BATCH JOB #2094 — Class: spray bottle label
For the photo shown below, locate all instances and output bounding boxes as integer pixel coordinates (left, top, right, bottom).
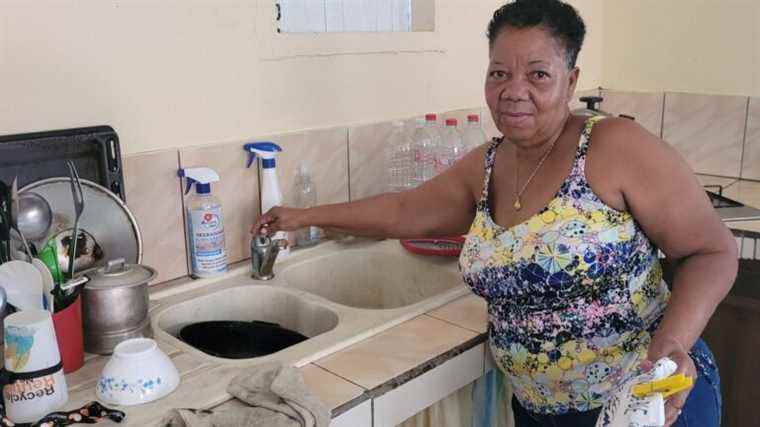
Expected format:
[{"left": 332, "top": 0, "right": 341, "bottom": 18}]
[{"left": 188, "top": 206, "right": 228, "bottom": 276}]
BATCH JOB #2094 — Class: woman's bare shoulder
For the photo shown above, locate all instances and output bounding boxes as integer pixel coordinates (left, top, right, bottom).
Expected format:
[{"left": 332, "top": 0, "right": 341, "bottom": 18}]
[{"left": 591, "top": 116, "right": 664, "bottom": 151}]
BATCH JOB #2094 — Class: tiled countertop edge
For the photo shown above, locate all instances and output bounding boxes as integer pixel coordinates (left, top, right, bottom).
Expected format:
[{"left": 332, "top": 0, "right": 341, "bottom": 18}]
[{"left": 327, "top": 331, "right": 488, "bottom": 417}]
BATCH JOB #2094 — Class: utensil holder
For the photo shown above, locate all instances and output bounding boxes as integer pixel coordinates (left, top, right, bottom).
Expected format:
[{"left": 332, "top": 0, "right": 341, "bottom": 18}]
[{"left": 52, "top": 295, "right": 84, "bottom": 374}]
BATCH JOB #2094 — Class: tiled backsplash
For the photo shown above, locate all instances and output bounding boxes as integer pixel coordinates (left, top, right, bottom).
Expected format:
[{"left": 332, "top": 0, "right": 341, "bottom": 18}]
[
  {"left": 123, "top": 150, "right": 186, "bottom": 284},
  {"left": 742, "top": 98, "right": 760, "bottom": 180},
  {"left": 124, "top": 90, "right": 760, "bottom": 286},
  {"left": 662, "top": 92, "right": 747, "bottom": 178},
  {"left": 179, "top": 140, "right": 260, "bottom": 265},
  {"left": 599, "top": 90, "right": 664, "bottom": 137}
]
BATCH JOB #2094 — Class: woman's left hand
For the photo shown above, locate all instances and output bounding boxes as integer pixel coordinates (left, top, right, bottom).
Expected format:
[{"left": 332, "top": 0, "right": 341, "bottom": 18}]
[{"left": 644, "top": 336, "right": 697, "bottom": 426}]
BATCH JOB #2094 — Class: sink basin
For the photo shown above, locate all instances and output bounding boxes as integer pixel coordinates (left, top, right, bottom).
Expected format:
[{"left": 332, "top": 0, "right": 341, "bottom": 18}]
[
  {"left": 151, "top": 239, "right": 469, "bottom": 364},
  {"left": 156, "top": 285, "right": 338, "bottom": 345},
  {"left": 280, "top": 249, "right": 462, "bottom": 309}
]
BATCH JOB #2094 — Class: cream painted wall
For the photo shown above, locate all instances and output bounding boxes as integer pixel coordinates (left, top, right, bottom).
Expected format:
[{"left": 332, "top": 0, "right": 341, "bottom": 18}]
[
  {"left": 568, "top": 0, "right": 603, "bottom": 93},
  {"left": 602, "top": 0, "right": 760, "bottom": 97},
  {"left": 0, "top": 0, "right": 603, "bottom": 154}
]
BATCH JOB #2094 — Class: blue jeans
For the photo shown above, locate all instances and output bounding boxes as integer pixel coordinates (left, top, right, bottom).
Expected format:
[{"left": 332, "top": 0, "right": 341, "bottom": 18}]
[{"left": 511, "top": 339, "right": 721, "bottom": 427}]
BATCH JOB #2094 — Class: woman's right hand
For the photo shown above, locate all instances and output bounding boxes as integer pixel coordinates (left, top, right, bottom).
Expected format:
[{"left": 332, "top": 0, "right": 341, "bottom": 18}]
[{"left": 250, "top": 206, "right": 307, "bottom": 236}]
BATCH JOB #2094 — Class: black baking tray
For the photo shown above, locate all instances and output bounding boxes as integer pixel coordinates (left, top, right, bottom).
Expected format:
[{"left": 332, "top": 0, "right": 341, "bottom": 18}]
[{"left": 0, "top": 126, "right": 125, "bottom": 201}]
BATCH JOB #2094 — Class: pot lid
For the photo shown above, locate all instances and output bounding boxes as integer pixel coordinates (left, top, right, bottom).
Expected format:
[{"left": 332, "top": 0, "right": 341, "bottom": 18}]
[
  {"left": 571, "top": 95, "right": 612, "bottom": 118},
  {"left": 85, "top": 258, "right": 156, "bottom": 289}
]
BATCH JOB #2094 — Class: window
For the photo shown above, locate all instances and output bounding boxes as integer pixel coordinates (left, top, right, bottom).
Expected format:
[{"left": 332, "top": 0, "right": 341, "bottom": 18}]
[{"left": 277, "top": 0, "right": 434, "bottom": 33}]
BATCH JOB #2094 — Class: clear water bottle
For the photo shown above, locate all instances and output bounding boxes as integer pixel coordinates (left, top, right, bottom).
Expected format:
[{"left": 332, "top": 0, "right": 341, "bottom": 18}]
[
  {"left": 412, "top": 118, "right": 437, "bottom": 185},
  {"left": 292, "top": 163, "right": 320, "bottom": 248},
  {"left": 437, "top": 118, "right": 466, "bottom": 173},
  {"left": 384, "top": 121, "right": 414, "bottom": 192},
  {"left": 462, "top": 114, "right": 487, "bottom": 152}
]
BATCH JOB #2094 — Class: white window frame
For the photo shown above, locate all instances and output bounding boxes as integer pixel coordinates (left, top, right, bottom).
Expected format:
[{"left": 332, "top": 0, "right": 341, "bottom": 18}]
[
  {"left": 257, "top": 0, "right": 442, "bottom": 60},
  {"left": 277, "top": 0, "right": 413, "bottom": 34}
]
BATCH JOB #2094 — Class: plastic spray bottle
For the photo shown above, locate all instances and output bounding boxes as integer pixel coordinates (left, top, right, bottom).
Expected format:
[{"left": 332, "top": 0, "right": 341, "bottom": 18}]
[
  {"left": 178, "top": 167, "right": 228, "bottom": 278},
  {"left": 244, "top": 142, "right": 290, "bottom": 257}
]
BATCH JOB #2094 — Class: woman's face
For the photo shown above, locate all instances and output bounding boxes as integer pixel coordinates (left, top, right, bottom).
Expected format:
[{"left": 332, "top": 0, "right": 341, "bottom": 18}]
[{"left": 485, "top": 26, "right": 579, "bottom": 145}]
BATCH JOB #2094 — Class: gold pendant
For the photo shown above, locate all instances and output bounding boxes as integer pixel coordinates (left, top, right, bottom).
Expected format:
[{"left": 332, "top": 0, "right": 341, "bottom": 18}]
[{"left": 514, "top": 198, "right": 521, "bottom": 211}]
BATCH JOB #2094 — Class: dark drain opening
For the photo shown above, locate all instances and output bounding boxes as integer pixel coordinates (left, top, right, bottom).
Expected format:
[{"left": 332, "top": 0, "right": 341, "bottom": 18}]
[{"left": 179, "top": 320, "right": 308, "bottom": 359}]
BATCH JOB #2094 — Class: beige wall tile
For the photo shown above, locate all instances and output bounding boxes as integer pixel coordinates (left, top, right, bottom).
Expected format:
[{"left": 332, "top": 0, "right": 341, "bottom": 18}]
[
  {"left": 124, "top": 150, "right": 187, "bottom": 284},
  {"left": 662, "top": 93, "right": 748, "bottom": 177},
  {"left": 301, "top": 364, "right": 365, "bottom": 411},
  {"left": 269, "top": 127, "right": 350, "bottom": 208},
  {"left": 348, "top": 120, "right": 407, "bottom": 200},
  {"left": 722, "top": 180, "right": 760, "bottom": 208},
  {"left": 600, "top": 90, "right": 665, "bottom": 137},
  {"left": 180, "top": 141, "right": 259, "bottom": 265},
  {"left": 742, "top": 97, "right": 760, "bottom": 180},
  {"left": 314, "top": 315, "right": 477, "bottom": 390},
  {"left": 426, "top": 294, "right": 487, "bottom": 334}
]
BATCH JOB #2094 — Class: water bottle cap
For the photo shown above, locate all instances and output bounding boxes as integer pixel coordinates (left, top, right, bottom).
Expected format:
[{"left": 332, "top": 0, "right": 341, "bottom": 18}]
[
  {"left": 425, "top": 113, "right": 437, "bottom": 122},
  {"left": 445, "top": 118, "right": 458, "bottom": 126},
  {"left": 467, "top": 114, "right": 480, "bottom": 122}
]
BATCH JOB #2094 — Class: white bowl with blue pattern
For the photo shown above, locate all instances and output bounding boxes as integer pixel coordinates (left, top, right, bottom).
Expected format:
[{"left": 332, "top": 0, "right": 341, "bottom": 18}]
[{"left": 96, "top": 338, "right": 179, "bottom": 406}]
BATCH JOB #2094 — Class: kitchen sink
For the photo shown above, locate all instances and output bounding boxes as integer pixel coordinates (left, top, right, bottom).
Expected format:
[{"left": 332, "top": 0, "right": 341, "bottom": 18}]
[
  {"left": 279, "top": 249, "right": 462, "bottom": 309},
  {"left": 150, "top": 239, "right": 470, "bottom": 364},
  {"left": 156, "top": 285, "right": 339, "bottom": 345}
]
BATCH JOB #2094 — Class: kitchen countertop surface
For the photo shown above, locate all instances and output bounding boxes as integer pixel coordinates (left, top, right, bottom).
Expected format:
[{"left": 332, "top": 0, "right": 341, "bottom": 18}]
[
  {"left": 696, "top": 176, "right": 760, "bottom": 233},
  {"left": 60, "top": 276, "right": 488, "bottom": 426}
]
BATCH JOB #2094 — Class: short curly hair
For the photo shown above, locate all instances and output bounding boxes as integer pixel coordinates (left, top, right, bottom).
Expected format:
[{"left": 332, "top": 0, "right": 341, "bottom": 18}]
[{"left": 487, "top": 0, "right": 586, "bottom": 69}]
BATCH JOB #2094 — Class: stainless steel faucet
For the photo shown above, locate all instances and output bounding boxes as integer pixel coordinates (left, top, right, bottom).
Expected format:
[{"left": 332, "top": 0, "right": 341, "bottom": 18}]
[{"left": 251, "top": 235, "right": 288, "bottom": 280}]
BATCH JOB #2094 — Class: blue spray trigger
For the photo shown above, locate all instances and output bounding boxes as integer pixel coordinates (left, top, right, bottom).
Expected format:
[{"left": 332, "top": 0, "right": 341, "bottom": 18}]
[
  {"left": 178, "top": 167, "right": 218, "bottom": 194},
  {"left": 244, "top": 142, "right": 282, "bottom": 153},
  {"left": 243, "top": 142, "right": 282, "bottom": 168},
  {"left": 184, "top": 178, "right": 196, "bottom": 195}
]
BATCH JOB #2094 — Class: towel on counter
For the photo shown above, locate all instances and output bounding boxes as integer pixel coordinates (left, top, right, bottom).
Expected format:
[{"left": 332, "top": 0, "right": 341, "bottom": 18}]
[{"left": 162, "top": 362, "right": 330, "bottom": 427}]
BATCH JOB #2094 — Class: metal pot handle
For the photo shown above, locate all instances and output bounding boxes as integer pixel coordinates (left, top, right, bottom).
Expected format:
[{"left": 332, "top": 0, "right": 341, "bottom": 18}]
[{"left": 104, "top": 258, "right": 128, "bottom": 274}]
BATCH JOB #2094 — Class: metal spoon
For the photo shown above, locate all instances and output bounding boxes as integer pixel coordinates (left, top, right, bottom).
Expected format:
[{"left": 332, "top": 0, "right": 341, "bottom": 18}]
[{"left": 18, "top": 191, "right": 52, "bottom": 241}]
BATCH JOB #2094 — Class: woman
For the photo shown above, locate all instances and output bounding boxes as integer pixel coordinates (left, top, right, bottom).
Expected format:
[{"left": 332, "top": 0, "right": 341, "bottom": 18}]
[{"left": 253, "top": 1, "right": 736, "bottom": 425}]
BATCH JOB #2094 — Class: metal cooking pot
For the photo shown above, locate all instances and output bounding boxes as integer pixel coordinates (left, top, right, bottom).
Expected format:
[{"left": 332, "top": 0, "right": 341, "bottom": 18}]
[{"left": 82, "top": 258, "right": 156, "bottom": 354}]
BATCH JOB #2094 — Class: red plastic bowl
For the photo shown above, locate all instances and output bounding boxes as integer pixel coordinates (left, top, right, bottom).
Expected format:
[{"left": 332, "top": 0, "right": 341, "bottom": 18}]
[{"left": 399, "top": 236, "right": 465, "bottom": 257}]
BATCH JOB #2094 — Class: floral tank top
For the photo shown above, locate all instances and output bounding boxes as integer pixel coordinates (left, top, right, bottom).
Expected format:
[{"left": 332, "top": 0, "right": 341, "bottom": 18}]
[{"left": 459, "top": 116, "right": 670, "bottom": 415}]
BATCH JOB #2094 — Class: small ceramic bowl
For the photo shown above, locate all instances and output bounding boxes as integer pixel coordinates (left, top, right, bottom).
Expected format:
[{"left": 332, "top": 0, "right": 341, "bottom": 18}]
[{"left": 96, "top": 338, "right": 179, "bottom": 406}]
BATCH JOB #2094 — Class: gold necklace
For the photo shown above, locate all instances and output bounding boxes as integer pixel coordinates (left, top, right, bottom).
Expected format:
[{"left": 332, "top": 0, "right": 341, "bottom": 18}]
[{"left": 513, "top": 134, "right": 561, "bottom": 211}]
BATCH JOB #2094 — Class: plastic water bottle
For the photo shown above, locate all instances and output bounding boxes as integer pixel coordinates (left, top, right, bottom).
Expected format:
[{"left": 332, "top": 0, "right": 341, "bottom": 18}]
[
  {"left": 436, "top": 118, "right": 466, "bottom": 173},
  {"left": 412, "top": 118, "right": 437, "bottom": 185},
  {"left": 384, "top": 121, "right": 414, "bottom": 192},
  {"left": 292, "top": 163, "right": 320, "bottom": 248},
  {"left": 462, "top": 114, "right": 487, "bottom": 152}
]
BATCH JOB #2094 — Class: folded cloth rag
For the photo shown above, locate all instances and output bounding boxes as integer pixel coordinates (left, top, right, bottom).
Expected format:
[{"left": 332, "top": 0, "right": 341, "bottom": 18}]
[
  {"left": 596, "top": 358, "right": 679, "bottom": 427},
  {"left": 162, "top": 362, "right": 330, "bottom": 427}
]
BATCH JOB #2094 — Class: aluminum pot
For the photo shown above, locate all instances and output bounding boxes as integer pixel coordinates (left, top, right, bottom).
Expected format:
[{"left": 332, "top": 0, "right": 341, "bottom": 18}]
[{"left": 82, "top": 258, "right": 156, "bottom": 354}]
